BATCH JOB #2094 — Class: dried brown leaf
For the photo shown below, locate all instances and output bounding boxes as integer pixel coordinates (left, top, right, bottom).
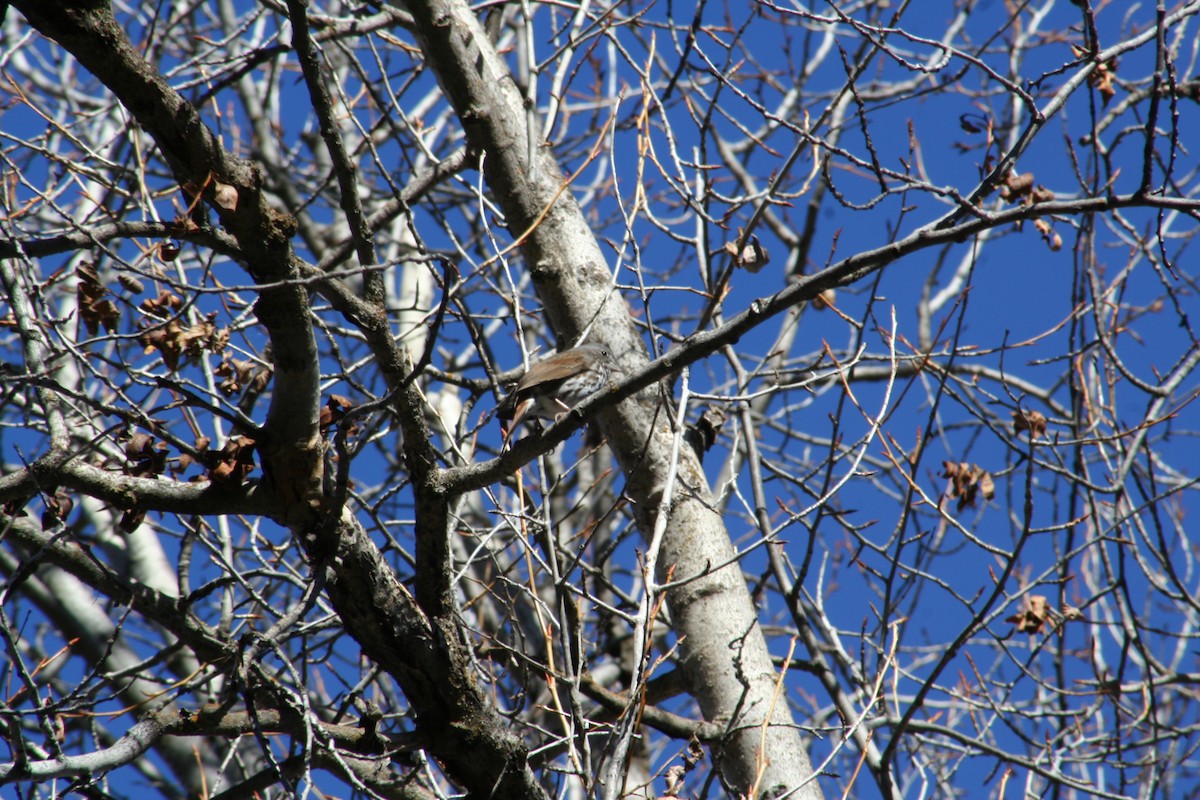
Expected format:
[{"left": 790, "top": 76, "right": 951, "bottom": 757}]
[
  {"left": 725, "top": 234, "right": 770, "bottom": 272},
  {"left": 119, "top": 507, "right": 147, "bottom": 534},
  {"left": 140, "top": 291, "right": 183, "bottom": 316},
  {"left": 942, "top": 460, "right": 995, "bottom": 510},
  {"left": 117, "top": 274, "right": 145, "bottom": 294},
  {"left": 1012, "top": 409, "right": 1047, "bottom": 437},
  {"left": 1006, "top": 595, "right": 1050, "bottom": 634},
  {"left": 208, "top": 436, "right": 256, "bottom": 485},
  {"left": 687, "top": 405, "right": 726, "bottom": 455},
  {"left": 77, "top": 263, "right": 121, "bottom": 334}
]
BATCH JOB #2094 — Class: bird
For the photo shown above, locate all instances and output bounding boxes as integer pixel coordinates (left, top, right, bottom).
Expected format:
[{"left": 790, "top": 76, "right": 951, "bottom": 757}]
[{"left": 497, "top": 343, "right": 615, "bottom": 444}]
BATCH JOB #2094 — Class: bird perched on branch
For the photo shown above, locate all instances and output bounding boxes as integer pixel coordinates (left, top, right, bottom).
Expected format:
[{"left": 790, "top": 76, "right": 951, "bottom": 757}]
[{"left": 497, "top": 343, "right": 615, "bottom": 445}]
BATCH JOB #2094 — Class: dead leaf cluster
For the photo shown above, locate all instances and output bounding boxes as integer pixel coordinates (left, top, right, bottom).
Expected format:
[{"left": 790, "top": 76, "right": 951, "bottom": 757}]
[
  {"left": 176, "top": 434, "right": 257, "bottom": 485},
  {"left": 41, "top": 488, "right": 74, "bottom": 530},
  {"left": 686, "top": 405, "right": 726, "bottom": 456},
  {"left": 1073, "top": 45, "right": 1119, "bottom": 107},
  {"left": 993, "top": 170, "right": 1055, "bottom": 206},
  {"left": 990, "top": 169, "right": 1061, "bottom": 250},
  {"left": 141, "top": 290, "right": 183, "bottom": 316},
  {"left": 207, "top": 436, "right": 257, "bottom": 484},
  {"left": 942, "top": 461, "right": 995, "bottom": 511},
  {"left": 1005, "top": 595, "right": 1083, "bottom": 635},
  {"left": 125, "top": 432, "right": 169, "bottom": 478},
  {"left": 724, "top": 233, "right": 770, "bottom": 273},
  {"left": 137, "top": 313, "right": 228, "bottom": 371},
  {"left": 1012, "top": 409, "right": 1047, "bottom": 437},
  {"left": 215, "top": 356, "right": 272, "bottom": 396},
  {"left": 1034, "top": 217, "right": 1063, "bottom": 252},
  {"left": 77, "top": 263, "right": 120, "bottom": 334},
  {"left": 319, "top": 394, "right": 355, "bottom": 436},
  {"left": 661, "top": 736, "right": 705, "bottom": 797},
  {"left": 1007, "top": 595, "right": 1051, "bottom": 634}
]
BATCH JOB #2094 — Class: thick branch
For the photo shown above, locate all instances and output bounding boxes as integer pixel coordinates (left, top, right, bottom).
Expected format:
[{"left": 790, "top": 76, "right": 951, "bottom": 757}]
[
  {"left": 13, "top": 0, "right": 324, "bottom": 527},
  {"left": 401, "top": 0, "right": 823, "bottom": 795}
]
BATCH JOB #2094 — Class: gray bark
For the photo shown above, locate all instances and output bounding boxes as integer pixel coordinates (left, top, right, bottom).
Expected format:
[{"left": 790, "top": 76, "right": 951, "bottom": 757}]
[{"left": 401, "top": 0, "right": 823, "bottom": 795}]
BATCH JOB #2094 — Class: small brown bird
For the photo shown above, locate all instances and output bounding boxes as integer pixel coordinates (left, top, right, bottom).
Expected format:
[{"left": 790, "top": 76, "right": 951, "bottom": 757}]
[{"left": 497, "top": 343, "right": 615, "bottom": 443}]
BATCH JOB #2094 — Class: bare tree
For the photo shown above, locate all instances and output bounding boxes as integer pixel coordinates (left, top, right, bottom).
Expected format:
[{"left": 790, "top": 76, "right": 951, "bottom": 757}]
[{"left": 2, "top": 1, "right": 1199, "bottom": 798}]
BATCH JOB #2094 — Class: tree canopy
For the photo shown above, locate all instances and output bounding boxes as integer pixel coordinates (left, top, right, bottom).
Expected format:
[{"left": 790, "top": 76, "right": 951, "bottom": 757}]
[{"left": 2, "top": 1, "right": 1199, "bottom": 798}]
